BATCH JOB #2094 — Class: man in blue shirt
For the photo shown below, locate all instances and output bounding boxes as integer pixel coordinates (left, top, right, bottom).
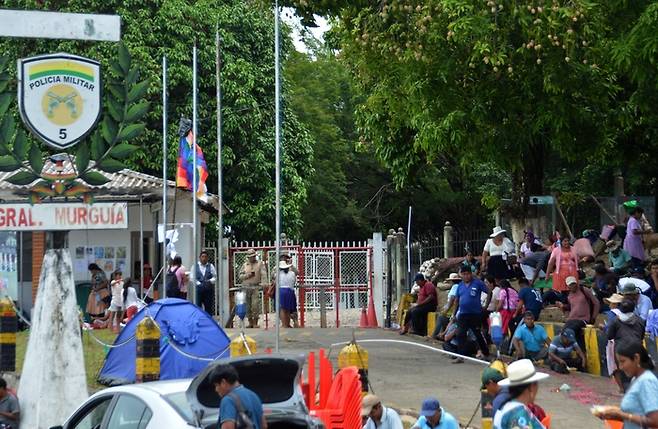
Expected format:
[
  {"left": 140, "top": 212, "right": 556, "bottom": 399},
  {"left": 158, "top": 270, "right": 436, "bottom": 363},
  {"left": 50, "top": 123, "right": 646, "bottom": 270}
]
[
  {"left": 454, "top": 266, "right": 492, "bottom": 359},
  {"left": 512, "top": 312, "right": 550, "bottom": 361},
  {"left": 211, "top": 364, "right": 267, "bottom": 429},
  {"left": 516, "top": 278, "right": 543, "bottom": 321},
  {"left": 411, "top": 397, "right": 459, "bottom": 429}
]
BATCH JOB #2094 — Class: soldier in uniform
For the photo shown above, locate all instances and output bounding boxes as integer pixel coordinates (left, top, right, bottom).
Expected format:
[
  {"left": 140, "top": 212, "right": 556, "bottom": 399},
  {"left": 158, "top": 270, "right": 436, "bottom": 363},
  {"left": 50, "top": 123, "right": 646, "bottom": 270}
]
[{"left": 238, "top": 249, "right": 268, "bottom": 328}]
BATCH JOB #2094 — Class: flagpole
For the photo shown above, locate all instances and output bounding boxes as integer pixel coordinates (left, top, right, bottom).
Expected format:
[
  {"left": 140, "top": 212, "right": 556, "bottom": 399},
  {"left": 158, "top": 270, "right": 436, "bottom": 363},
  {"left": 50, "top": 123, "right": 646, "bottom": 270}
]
[
  {"left": 274, "top": 0, "right": 281, "bottom": 352},
  {"left": 162, "top": 55, "right": 168, "bottom": 299},
  {"left": 216, "top": 26, "right": 224, "bottom": 321},
  {"left": 192, "top": 44, "right": 198, "bottom": 304}
]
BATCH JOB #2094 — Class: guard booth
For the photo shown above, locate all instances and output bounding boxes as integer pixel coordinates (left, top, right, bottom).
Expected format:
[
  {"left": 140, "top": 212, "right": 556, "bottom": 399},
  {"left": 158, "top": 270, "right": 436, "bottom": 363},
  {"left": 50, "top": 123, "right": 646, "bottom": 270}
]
[{"left": 0, "top": 157, "right": 224, "bottom": 319}]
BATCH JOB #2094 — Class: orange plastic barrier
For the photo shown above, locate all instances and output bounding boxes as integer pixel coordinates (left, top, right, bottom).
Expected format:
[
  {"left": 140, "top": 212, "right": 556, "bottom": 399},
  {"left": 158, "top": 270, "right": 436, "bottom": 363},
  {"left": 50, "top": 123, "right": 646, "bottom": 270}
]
[
  {"left": 303, "top": 349, "right": 364, "bottom": 429},
  {"left": 605, "top": 420, "right": 623, "bottom": 429},
  {"left": 541, "top": 414, "right": 551, "bottom": 428},
  {"left": 311, "top": 366, "right": 362, "bottom": 429}
]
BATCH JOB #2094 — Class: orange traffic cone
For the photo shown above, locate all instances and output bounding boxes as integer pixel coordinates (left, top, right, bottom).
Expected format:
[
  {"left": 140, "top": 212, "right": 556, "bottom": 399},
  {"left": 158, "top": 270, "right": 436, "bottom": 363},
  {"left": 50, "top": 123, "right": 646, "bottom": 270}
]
[
  {"left": 367, "top": 294, "right": 378, "bottom": 328},
  {"left": 359, "top": 307, "right": 368, "bottom": 328}
]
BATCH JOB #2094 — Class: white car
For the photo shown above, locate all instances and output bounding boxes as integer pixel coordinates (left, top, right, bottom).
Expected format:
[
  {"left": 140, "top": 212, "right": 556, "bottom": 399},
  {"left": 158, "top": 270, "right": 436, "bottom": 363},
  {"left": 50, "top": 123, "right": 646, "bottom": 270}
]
[{"left": 50, "top": 355, "right": 324, "bottom": 429}]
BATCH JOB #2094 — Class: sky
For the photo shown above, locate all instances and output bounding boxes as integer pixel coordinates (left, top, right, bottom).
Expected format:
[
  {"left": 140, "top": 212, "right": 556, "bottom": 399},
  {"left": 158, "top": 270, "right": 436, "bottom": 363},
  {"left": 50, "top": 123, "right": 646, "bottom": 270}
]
[{"left": 281, "top": 7, "right": 330, "bottom": 52}]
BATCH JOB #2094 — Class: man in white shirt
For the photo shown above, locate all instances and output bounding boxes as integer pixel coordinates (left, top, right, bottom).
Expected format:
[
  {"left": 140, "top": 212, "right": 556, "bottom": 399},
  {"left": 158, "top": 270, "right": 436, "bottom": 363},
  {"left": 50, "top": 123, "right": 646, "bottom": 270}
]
[
  {"left": 361, "top": 394, "right": 403, "bottom": 429},
  {"left": 196, "top": 250, "right": 217, "bottom": 315}
]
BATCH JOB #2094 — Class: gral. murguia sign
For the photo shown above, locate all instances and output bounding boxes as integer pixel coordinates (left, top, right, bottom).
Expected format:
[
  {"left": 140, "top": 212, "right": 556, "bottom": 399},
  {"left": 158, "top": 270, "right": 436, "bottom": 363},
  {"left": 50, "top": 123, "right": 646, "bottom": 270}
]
[
  {"left": 18, "top": 53, "right": 101, "bottom": 150},
  {"left": 0, "top": 202, "right": 128, "bottom": 231}
]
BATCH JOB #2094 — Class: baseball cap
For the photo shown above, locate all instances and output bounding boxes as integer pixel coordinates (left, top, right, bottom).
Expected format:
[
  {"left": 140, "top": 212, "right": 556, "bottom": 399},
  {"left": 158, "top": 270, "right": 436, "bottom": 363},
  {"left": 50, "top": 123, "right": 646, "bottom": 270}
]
[
  {"left": 481, "top": 367, "right": 504, "bottom": 388},
  {"left": 361, "top": 394, "right": 380, "bottom": 417},
  {"left": 420, "top": 397, "right": 441, "bottom": 417},
  {"left": 620, "top": 282, "right": 640, "bottom": 295},
  {"left": 565, "top": 276, "right": 578, "bottom": 286},
  {"left": 561, "top": 328, "right": 576, "bottom": 343}
]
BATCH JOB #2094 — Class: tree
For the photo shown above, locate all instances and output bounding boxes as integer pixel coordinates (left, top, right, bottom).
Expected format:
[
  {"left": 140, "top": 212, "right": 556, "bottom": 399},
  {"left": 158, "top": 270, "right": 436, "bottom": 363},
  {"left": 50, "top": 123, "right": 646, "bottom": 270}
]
[
  {"left": 287, "top": 36, "right": 490, "bottom": 240},
  {"left": 0, "top": 0, "right": 314, "bottom": 240},
  {"left": 286, "top": 0, "right": 621, "bottom": 236}
]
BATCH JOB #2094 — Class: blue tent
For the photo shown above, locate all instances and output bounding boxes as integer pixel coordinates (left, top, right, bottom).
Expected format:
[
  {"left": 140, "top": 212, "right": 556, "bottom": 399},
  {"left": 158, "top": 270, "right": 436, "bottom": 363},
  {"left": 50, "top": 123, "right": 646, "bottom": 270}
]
[{"left": 98, "top": 298, "right": 231, "bottom": 386}]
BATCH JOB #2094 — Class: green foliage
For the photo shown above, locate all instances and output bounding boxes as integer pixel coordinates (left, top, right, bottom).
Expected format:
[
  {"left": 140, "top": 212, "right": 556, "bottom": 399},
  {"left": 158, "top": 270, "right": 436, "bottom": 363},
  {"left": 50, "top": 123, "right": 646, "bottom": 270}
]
[
  {"left": 285, "top": 0, "right": 637, "bottom": 221},
  {"left": 0, "top": 0, "right": 314, "bottom": 239},
  {"left": 287, "top": 36, "right": 488, "bottom": 239}
]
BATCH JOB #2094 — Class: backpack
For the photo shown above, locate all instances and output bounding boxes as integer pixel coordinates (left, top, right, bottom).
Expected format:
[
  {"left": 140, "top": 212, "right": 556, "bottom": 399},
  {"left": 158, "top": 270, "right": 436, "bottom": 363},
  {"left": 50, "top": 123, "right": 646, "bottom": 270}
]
[
  {"left": 165, "top": 266, "right": 181, "bottom": 296},
  {"left": 228, "top": 392, "right": 255, "bottom": 429}
]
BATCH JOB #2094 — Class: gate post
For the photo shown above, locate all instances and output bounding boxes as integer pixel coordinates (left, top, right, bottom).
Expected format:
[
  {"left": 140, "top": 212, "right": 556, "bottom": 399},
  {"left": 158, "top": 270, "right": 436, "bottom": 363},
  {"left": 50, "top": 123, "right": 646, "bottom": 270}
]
[
  {"left": 444, "top": 221, "right": 454, "bottom": 258},
  {"left": 370, "top": 233, "right": 384, "bottom": 328},
  {"left": 395, "top": 228, "right": 407, "bottom": 302},
  {"left": 334, "top": 248, "right": 340, "bottom": 328},
  {"left": 385, "top": 230, "right": 396, "bottom": 328},
  {"left": 298, "top": 246, "right": 306, "bottom": 328}
]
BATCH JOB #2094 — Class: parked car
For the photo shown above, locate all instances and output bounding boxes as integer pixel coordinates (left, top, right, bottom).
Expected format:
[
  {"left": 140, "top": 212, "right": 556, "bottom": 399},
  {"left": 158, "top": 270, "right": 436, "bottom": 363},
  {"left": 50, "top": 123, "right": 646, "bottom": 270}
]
[{"left": 49, "top": 354, "right": 324, "bottom": 429}]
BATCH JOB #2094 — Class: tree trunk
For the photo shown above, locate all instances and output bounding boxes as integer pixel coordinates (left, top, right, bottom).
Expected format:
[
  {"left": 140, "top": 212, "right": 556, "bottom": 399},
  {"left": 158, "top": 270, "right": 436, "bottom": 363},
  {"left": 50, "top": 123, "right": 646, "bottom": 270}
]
[{"left": 507, "top": 141, "right": 547, "bottom": 247}]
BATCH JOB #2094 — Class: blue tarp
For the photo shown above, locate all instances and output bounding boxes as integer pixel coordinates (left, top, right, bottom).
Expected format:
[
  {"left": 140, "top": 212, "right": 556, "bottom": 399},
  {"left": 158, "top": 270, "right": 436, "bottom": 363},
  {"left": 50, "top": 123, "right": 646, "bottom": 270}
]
[{"left": 98, "top": 298, "right": 231, "bottom": 386}]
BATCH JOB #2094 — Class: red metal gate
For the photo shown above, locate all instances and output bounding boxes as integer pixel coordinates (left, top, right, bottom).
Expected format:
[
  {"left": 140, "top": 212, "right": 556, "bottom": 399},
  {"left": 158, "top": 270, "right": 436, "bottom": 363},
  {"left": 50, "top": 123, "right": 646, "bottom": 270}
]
[{"left": 228, "top": 241, "right": 372, "bottom": 327}]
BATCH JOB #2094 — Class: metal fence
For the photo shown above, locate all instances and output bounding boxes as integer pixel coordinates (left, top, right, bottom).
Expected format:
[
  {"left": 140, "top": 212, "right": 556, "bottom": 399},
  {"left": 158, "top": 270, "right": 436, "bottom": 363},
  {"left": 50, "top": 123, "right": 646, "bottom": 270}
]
[{"left": 228, "top": 241, "right": 373, "bottom": 328}]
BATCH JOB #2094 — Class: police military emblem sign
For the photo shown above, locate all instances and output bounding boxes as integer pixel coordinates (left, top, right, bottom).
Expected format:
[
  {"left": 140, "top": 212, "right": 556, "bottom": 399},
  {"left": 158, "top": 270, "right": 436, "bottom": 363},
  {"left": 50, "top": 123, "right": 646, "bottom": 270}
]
[{"left": 18, "top": 53, "right": 101, "bottom": 150}]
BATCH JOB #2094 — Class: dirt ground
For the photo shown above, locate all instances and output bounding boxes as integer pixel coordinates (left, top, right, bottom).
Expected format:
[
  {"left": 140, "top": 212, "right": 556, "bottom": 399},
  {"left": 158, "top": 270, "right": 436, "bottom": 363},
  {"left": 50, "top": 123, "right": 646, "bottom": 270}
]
[{"left": 225, "top": 327, "right": 618, "bottom": 428}]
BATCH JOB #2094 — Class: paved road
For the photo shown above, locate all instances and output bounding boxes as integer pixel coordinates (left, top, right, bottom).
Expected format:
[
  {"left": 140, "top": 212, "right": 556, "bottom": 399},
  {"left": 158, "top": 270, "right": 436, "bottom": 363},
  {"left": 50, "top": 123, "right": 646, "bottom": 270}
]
[{"left": 225, "top": 327, "right": 617, "bottom": 428}]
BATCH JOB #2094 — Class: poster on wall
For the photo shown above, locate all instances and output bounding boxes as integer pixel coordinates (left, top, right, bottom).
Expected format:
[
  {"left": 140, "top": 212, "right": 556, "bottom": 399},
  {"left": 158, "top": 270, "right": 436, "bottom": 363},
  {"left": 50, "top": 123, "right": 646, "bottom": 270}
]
[
  {"left": 0, "top": 232, "right": 18, "bottom": 301},
  {"left": 73, "top": 244, "right": 128, "bottom": 278}
]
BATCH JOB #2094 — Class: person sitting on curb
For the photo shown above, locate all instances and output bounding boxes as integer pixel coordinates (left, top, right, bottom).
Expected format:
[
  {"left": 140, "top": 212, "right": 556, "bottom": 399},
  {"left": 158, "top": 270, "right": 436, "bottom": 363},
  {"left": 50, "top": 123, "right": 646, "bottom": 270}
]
[
  {"left": 512, "top": 312, "right": 550, "bottom": 362},
  {"left": 558, "top": 276, "right": 599, "bottom": 351},
  {"left": 482, "top": 366, "right": 510, "bottom": 417},
  {"left": 361, "top": 394, "right": 403, "bottom": 429},
  {"left": 548, "top": 328, "right": 586, "bottom": 374},
  {"left": 0, "top": 377, "right": 19, "bottom": 429},
  {"left": 619, "top": 282, "right": 652, "bottom": 321},
  {"left": 400, "top": 273, "right": 438, "bottom": 336},
  {"left": 431, "top": 273, "right": 462, "bottom": 340},
  {"left": 411, "top": 397, "right": 459, "bottom": 429},
  {"left": 442, "top": 318, "right": 478, "bottom": 363}
]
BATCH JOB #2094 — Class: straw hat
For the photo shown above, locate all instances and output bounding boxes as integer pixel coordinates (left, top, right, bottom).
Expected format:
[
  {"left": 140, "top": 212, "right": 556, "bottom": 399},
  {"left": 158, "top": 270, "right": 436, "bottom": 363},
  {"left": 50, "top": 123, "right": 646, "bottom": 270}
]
[
  {"left": 245, "top": 248, "right": 257, "bottom": 257},
  {"left": 279, "top": 260, "right": 292, "bottom": 269},
  {"left": 498, "top": 359, "right": 549, "bottom": 387},
  {"left": 361, "top": 394, "right": 380, "bottom": 417},
  {"left": 604, "top": 293, "right": 624, "bottom": 305},
  {"left": 490, "top": 226, "right": 506, "bottom": 238},
  {"left": 448, "top": 273, "right": 461, "bottom": 281},
  {"left": 565, "top": 276, "right": 578, "bottom": 286}
]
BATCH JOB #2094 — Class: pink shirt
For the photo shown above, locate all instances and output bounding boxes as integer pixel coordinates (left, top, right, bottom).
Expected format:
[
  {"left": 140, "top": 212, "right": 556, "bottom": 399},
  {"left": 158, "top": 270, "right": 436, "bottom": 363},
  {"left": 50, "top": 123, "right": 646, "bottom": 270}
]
[
  {"left": 498, "top": 287, "right": 519, "bottom": 310},
  {"left": 624, "top": 217, "right": 645, "bottom": 260}
]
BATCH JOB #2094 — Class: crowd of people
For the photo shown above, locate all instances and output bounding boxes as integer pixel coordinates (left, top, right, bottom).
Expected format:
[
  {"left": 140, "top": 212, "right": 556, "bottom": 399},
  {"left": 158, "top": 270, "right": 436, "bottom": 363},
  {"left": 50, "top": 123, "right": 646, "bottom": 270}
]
[{"left": 397, "top": 202, "right": 658, "bottom": 427}]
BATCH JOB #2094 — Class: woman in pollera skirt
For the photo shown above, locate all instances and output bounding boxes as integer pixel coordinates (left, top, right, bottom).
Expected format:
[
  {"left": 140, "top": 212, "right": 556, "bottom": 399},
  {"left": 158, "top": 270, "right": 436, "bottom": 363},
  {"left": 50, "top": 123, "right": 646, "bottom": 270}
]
[
  {"left": 482, "top": 226, "right": 515, "bottom": 281},
  {"left": 277, "top": 260, "right": 298, "bottom": 328}
]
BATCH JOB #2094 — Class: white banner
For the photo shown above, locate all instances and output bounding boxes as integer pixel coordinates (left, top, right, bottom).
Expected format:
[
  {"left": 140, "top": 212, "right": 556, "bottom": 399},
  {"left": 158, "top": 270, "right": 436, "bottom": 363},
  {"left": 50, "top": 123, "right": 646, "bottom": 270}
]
[{"left": 0, "top": 203, "right": 128, "bottom": 231}]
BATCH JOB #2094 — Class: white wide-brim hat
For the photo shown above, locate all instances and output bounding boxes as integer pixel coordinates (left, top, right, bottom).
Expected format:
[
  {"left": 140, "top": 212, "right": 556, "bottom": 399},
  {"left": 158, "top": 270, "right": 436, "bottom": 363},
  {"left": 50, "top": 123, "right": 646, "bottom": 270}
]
[
  {"left": 448, "top": 273, "right": 461, "bottom": 281},
  {"left": 279, "top": 261, "right": 292, "bottom": 269},
  {"left": 498, "top": 359, "right": 549, "bottom": 387},
  {"left": 490, "top": 226, "right": 506, "bottom": 238}
]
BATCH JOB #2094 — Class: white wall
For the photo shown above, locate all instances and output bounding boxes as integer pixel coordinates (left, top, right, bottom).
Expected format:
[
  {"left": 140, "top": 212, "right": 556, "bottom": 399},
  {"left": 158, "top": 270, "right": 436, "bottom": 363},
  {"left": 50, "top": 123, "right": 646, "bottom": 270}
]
[{"left": 68, "top": 202, "right": 159, "bottom": 281}]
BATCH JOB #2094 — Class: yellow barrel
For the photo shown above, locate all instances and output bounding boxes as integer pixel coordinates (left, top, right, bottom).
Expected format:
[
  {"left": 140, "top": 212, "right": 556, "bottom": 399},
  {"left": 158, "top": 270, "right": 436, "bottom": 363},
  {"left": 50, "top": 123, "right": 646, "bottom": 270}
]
[
  {"left": 135, "top": 316, "right": 160, "bottom": 383},
  {"left": 0, "top": 299, "right": 16, "bottom": 372},
  {"left": 230, "top": 335, "right": 257, "bottom": 357},
  {"left": 338, "top": 343, "right": 369, "bottom": 392}
]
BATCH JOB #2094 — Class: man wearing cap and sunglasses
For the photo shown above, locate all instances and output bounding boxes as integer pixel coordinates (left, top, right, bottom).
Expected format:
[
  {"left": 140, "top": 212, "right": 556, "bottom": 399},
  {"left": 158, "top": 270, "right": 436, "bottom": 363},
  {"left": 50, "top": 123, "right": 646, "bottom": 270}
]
[
  {"left": 548, "top": 327, "right": 586, "bottom": 374},
  {"left": 411, "top": 397, "right": 459, "bottom": 429},
  {"left": 361, "top": 394, "right": 403, "bottom": 429}
]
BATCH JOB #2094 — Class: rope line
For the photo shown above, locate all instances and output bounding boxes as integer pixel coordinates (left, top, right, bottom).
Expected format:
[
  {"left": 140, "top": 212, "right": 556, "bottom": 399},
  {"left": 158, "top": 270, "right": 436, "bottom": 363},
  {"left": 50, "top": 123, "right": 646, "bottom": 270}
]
[
  {"left": 328, "top": 339, "right": 490, "bottom": 366},
  {"left": 164, "top": 337, "right": 231, "bottom": 361},
  {"left": 83, "top": 329, "right": 136, "bottom": 348}
]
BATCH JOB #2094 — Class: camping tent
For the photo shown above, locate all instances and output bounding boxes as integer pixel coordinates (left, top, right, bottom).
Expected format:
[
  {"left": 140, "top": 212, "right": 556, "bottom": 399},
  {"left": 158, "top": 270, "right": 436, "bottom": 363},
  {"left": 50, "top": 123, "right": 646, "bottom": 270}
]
[{"left": 98, "top": 298, "right": 231, "bottom": 386}]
